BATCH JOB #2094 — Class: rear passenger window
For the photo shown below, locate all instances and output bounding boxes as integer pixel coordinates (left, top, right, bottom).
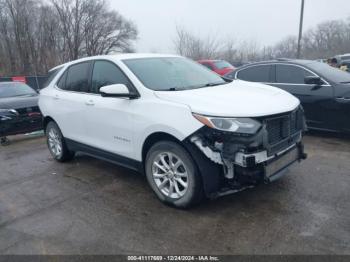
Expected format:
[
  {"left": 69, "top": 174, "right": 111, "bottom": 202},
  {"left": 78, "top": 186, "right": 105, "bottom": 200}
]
[
  {"left": 91, "top": 61, "right": 131, "bottom": 93},
  {"left": 57, "top": 71, "right": 67, "bottom": 90},
  {"left": 64, "top": 62, "right": 91, "bottom": 92},
  {"left": 276, "top": 64, "right": 314, "bottom": 84},
  {"left": 237, "top": 65, "right": 272, "bottom": 82},
  {"left": 44, "top": 67, "right": 62, "bottom": 88}
]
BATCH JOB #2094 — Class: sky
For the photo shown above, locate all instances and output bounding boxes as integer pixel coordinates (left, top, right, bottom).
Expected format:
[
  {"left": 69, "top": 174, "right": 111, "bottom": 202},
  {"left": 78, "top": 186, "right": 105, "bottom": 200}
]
[{"left": 108, "top": 0, "right": 350, "bottom": 53}]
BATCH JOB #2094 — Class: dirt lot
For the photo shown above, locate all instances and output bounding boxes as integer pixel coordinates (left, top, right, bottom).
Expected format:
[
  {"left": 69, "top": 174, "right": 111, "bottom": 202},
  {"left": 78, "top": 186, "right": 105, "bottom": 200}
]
[{"left": 0, "top": 133, "right": 349, "bottom": 255}]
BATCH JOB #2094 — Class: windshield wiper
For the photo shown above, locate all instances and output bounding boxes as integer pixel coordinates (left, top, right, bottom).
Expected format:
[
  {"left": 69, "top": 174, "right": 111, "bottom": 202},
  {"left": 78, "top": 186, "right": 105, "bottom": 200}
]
[
  {"left": 163, "top": 87, "right": 187, "bottom": 91},
  {"left": 340, "top": 81, "right": 350, "bottom": 84},
  {"left": 194, "top": 82, "right": 226, "bottom": 89},
  {"left": 204, "top": 82, "right": 225, "bottom": 87},
  {"left": 161, "top": 82, "right": 226, "bottom": 91}
]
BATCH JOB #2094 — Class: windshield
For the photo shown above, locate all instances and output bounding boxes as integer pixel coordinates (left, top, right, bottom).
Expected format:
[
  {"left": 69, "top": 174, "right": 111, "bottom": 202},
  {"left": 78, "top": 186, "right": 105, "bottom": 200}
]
[
  {"left": 214, "top": 60, "right": 233, "bottom": 69},
  {"left": 308, "top": 62, "right": 350, "bottom": 83},
  {"left": 123, "top": 57, "right": 226, "bottom": 91},
  {"left": 0, "top": 82, "right": 37, "bottom": 98}
]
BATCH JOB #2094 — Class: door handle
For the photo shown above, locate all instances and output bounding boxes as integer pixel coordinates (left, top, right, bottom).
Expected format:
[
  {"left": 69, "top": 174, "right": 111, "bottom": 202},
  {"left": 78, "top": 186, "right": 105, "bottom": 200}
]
[
  {"left": 85, "top": 100, "right": 95, "bottom": 106},
  {"left": 336, "top": 97, "right": 350, "bottom": 103},
  {"left": 53, "top": 94, "right": 60, "bottom": 100}
]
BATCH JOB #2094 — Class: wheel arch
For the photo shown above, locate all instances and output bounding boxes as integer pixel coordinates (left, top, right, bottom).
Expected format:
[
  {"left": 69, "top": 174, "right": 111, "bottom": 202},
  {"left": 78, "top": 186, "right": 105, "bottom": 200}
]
[
  {"left": 141, "top": 131, "right": 222, "bottom": 198},
  {"left": 141, "top": 132, "right": 182, "bottom": 165},
  {"left": 43, "top": 116, "right": 56, "bottom": 132}
]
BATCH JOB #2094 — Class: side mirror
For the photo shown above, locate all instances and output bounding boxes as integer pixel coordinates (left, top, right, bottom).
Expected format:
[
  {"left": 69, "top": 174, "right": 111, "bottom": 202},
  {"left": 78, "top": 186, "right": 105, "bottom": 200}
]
[
  {"left": 304, "top": 76, "right": 323, "bottom": 86},
  {"left": 99, "top": 84, "right": 138, "bottom": 99}
]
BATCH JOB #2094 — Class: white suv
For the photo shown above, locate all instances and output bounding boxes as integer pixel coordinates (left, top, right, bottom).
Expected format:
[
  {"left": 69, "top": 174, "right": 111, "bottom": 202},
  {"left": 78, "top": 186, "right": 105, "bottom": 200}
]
[{"left": 39, "top": 54, "right": 307, "bottom": 208}]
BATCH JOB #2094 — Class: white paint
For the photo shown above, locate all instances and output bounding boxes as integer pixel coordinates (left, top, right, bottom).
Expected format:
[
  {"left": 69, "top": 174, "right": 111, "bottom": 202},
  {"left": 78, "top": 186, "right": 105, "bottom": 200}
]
[{"left": 40, "top": 54, "right": 300, "bottom": 162}]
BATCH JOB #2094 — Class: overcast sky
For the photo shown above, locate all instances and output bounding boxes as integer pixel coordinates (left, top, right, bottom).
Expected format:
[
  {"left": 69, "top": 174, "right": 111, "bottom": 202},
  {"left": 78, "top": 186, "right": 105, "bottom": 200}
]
[{"left": 109, "top": 0, "right": 350, "bottom": 53}]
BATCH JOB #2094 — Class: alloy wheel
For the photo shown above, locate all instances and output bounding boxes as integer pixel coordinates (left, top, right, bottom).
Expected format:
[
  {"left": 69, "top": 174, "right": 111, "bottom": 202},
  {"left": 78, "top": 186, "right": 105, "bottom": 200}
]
[
  {"left": 48, "top": 128, "right": 62, "bottom": 158},
  {"left": 152, "top": 152, "right": 189, "bottom": 199}
]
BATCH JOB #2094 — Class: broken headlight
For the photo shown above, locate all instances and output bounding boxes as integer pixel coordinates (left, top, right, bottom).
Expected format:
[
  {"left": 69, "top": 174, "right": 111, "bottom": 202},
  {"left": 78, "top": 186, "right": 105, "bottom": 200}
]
[{"left": 193, "top": 114, "right": 261, "bottom": 134}]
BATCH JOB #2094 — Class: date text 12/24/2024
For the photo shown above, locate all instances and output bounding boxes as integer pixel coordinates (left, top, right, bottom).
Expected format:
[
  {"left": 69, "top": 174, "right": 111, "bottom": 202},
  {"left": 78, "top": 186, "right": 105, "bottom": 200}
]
[{"left": 127, "top": 256, "right": 220, "bottom": 261}]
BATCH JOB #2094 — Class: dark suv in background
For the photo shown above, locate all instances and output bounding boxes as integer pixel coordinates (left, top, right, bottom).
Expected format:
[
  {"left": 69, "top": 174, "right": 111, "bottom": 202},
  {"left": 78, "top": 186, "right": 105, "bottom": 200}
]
[{"left": 225, "top": 59, "right": 350, "bottom": 134}]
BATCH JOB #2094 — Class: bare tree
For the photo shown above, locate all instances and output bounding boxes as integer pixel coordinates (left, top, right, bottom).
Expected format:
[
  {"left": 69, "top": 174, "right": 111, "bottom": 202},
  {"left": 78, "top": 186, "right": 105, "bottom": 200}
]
[
  {"left": 272, "top": 36, "right": 299, "bottom": 59},
  {"left": 174, "top": 26, "right": 222, "bottom": 60},
  {"left": 51, "top": 0, "right": 137, "bottom": 60},
  {"left": 83, "top": 0, "right": 137, "bottom": 55},
  {"left": 0, "top": 0, "right": 138, "bottom": 75}
]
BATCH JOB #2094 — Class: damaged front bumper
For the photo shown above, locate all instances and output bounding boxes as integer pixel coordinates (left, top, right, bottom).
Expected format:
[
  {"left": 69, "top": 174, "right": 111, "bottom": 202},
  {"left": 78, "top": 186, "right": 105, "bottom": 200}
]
[{"left": 184, "top": 108, "right": 307, "bottom": 198}]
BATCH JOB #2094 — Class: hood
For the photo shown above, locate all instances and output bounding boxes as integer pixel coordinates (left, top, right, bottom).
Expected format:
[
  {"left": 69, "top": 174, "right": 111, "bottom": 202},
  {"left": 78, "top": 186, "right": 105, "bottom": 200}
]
[
  {"left": 0, "top": 95, "right": 39, "bottom": 110},
  {"left": 154, "top": 80, "right": 300, "bottom": 117}
]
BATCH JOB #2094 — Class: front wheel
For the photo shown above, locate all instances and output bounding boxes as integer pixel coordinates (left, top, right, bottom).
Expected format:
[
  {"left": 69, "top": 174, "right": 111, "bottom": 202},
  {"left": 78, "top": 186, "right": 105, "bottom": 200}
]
[
  {"left": 145, "top": 141, "right": 203, "bottom": 208},
  {"left": 46, "top": 121, "right": 74, "bottom": 162}
]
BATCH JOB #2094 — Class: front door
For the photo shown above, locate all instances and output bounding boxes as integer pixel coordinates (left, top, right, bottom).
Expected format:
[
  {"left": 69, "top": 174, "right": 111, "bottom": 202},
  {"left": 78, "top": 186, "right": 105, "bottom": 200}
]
[
  {"left": 333, "top": 84, "right": 350, "bottom": 132},
  {"left": 83, "top": 60, "right": 136, "bottom": 159},
  {"left": 272, "top": 64, "right": 334, "bottom": 130}
]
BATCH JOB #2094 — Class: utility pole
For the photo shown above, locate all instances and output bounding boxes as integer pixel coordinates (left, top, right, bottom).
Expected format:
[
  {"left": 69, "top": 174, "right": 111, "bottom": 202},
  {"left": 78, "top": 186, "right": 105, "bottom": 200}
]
[{"left": 297, "top": 0, "right": 305, "bottom": 59}]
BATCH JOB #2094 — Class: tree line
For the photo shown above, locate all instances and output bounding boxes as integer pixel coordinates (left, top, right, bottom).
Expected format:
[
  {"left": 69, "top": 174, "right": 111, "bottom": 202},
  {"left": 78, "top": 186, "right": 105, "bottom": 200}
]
[
  {"left": 174, "top": 17, "right": 350, "bottom": 65},
  {"left": 0, "top": 0, "right": 138, "bottom": 76}
]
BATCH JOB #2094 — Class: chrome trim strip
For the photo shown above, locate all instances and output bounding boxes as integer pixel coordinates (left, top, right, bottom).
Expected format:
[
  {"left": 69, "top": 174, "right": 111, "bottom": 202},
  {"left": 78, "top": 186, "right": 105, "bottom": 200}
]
[{"left": 235, "top": 62, "right": 331, "bottom": 86}]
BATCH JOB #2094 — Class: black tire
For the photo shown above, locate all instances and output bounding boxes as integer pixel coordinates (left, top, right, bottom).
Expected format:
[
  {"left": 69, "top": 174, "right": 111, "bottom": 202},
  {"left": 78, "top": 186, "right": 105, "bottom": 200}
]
[
  {"left": 46, "top": 121, "right": 74, "bottom": 162},
  {"left": 145, "top": 141, "right": 203, "bottom": 208},
  {"left": 0, "top": 137, "right": 10, "bottom": 146}
]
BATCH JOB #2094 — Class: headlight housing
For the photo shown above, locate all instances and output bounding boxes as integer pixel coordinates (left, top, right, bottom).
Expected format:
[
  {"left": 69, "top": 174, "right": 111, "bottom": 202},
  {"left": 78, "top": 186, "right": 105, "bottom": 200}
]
[{"left": 193, "top": 113, "right": 261, "bottom": 134}]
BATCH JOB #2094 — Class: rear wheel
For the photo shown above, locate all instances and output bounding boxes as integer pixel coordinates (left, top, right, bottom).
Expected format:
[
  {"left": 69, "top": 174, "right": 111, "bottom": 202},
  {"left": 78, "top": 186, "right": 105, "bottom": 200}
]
[
  {"left": 46, "top": 121, "right": 74, "bottom": 162},
  {"left": 145, "top": 141, "right": 203, "bottom": 208},
  {"left": 0, "top": 137, "right": 10, "bottom": 146}
]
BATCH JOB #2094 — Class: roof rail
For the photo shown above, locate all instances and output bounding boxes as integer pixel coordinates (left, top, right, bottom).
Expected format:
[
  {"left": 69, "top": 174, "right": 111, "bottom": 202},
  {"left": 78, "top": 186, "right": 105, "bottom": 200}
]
[{"left": 276, "top": 58, "right": 292, "bottom": 61}]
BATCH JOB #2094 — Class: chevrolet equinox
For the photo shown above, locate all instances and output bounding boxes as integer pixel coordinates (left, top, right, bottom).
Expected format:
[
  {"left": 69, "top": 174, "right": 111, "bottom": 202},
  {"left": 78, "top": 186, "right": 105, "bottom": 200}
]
[{"left": 39, "top": 54, "right": 307, "bottom": 208}]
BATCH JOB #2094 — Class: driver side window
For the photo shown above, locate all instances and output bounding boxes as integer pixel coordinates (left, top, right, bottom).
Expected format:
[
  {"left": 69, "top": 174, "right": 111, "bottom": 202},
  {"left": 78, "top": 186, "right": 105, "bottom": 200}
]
[
  {"left": 276, "top": 64, "right": 315, "bottom": 84},
  {"left": 91, "top": 61, "right": 131, "bottom": 94}
]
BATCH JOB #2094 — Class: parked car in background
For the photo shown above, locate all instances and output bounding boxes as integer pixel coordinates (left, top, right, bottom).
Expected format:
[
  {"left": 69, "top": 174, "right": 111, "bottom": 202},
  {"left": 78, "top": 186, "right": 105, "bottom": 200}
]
[
  {"left": 225, "top": 59, "right": 350, "bottom": 134},
  {"left": 39, "top": 54, "right": 306, "bottom": 208},
  {"left": 335, "top": 53, "right": 350, "bottom": 66},
  {"left": 0, "top": 82, "right": 42, "bottom": 145},
  {"left": 197, "top": 59, "right": 235, "bottom": 76},
  {"left": 340, "top": 60, "right": 350, "bottom": 72}
]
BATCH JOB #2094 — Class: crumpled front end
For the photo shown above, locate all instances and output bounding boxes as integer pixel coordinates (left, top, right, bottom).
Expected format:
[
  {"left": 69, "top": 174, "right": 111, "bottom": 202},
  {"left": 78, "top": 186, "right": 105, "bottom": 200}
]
[{"left": 186, "top": 107, "right": 307, "bottom": 198}]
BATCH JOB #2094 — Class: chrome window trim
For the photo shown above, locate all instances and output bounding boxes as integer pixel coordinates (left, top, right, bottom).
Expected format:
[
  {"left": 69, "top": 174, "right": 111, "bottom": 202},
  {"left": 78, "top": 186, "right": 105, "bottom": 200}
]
[
  {"left": 53, "top": 85, "right": 101, "bottom": 96},
  {"left": 235, "top": 62, "right": 331, "bottom": 87},
  {"left": 52, "top": 58, "right": 140, "bottom": 98}
]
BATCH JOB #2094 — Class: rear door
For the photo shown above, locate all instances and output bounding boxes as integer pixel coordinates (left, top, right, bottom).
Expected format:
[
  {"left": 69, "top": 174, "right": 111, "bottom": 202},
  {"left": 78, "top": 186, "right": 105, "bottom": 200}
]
[
  {"left": 52, "top": 61, "right": 92, "bottom": 143},
  {"left": 236, "top": 64, "right": 273, "bottom": 83},
  {"left": 272, "top": 64, "right": 334, "bottom": 130}
]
